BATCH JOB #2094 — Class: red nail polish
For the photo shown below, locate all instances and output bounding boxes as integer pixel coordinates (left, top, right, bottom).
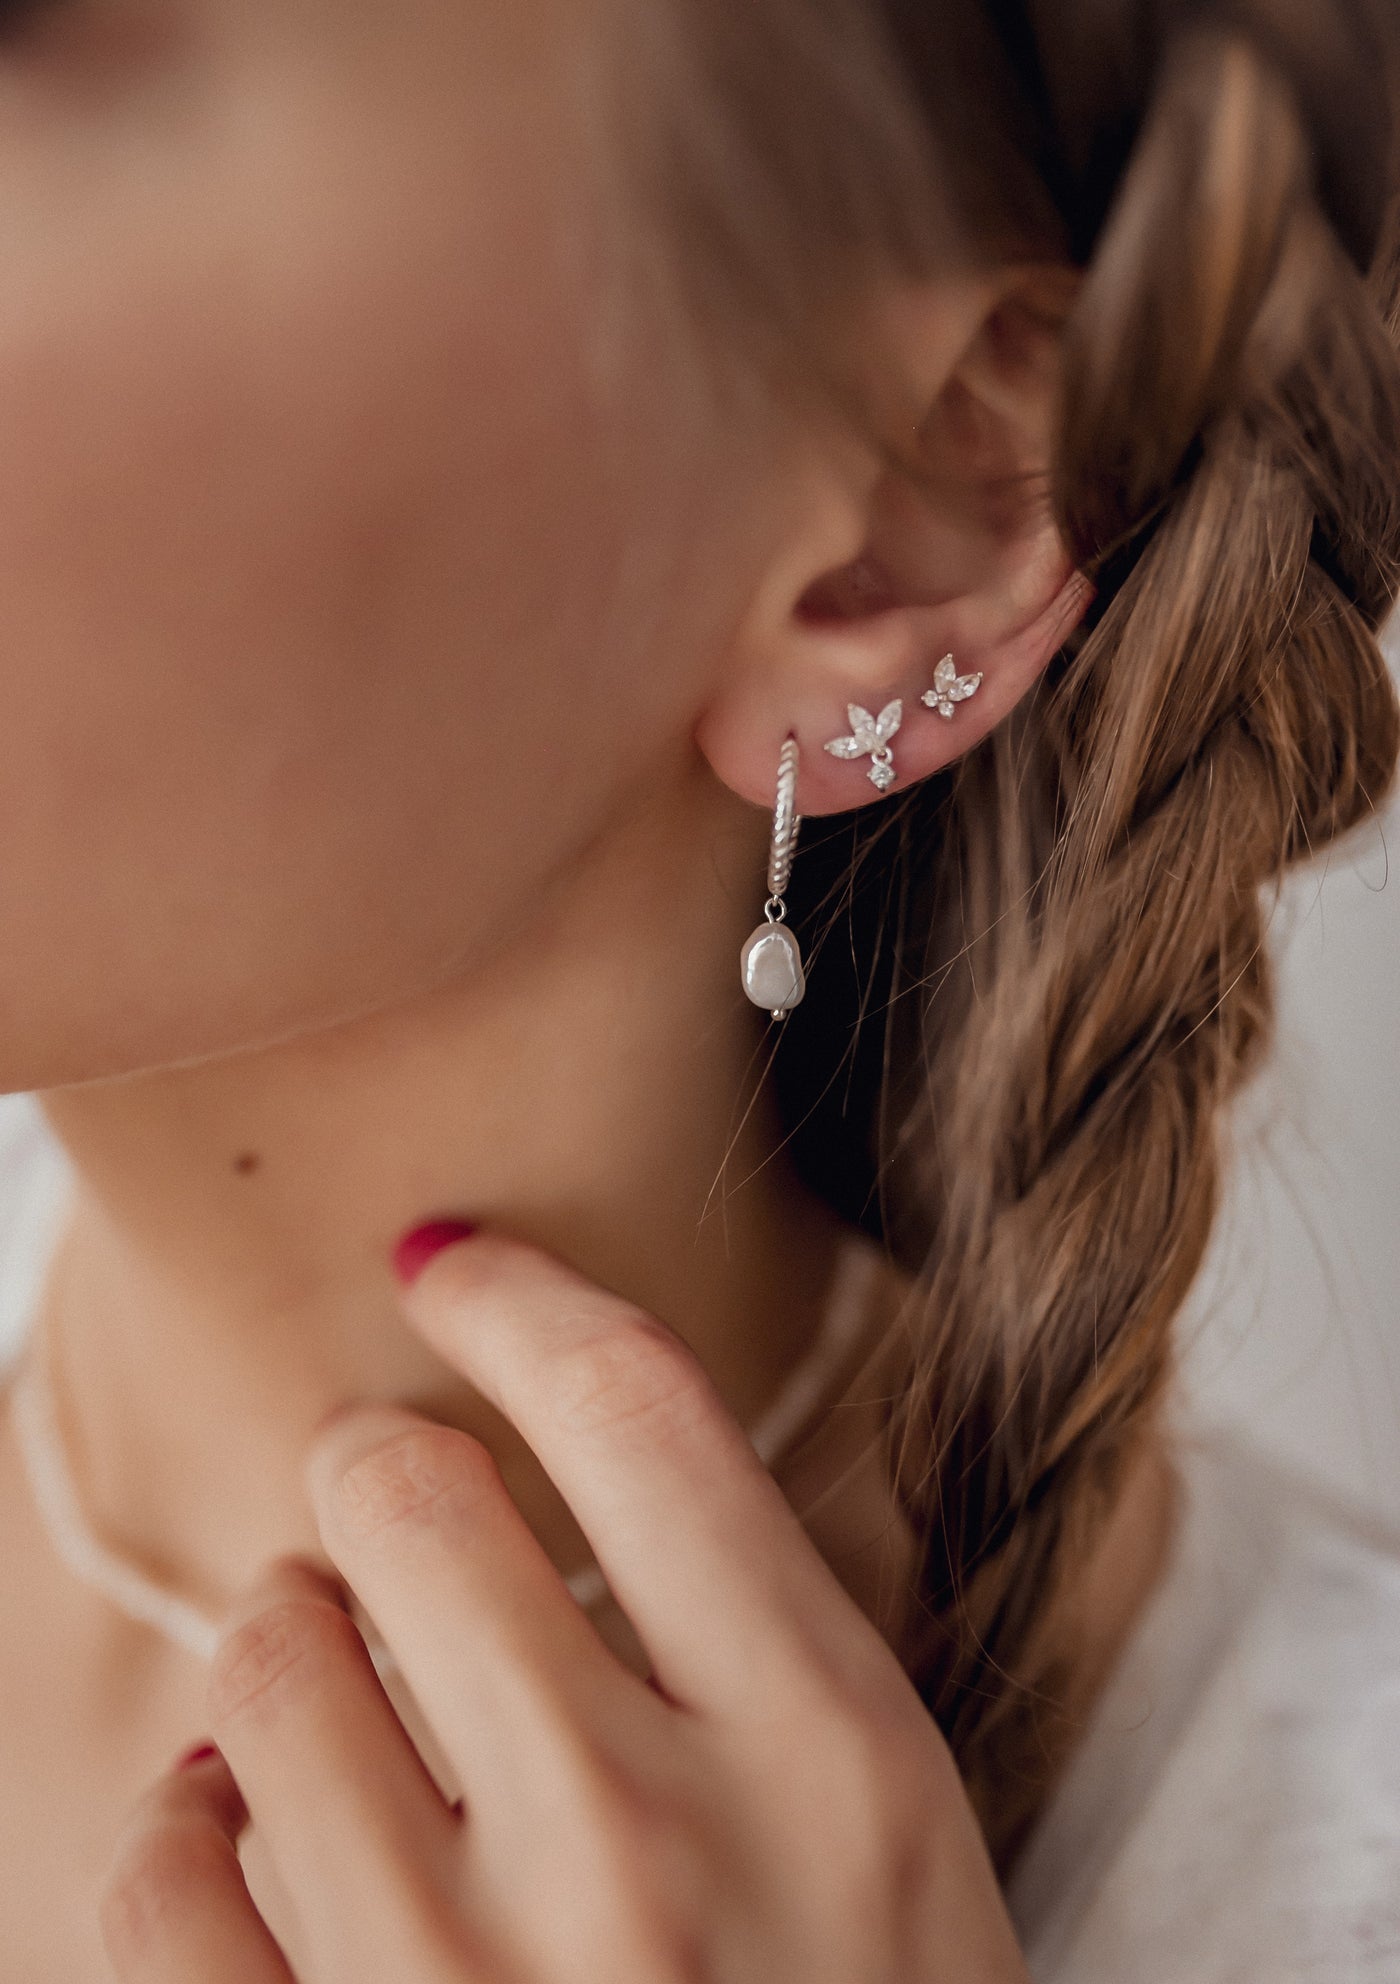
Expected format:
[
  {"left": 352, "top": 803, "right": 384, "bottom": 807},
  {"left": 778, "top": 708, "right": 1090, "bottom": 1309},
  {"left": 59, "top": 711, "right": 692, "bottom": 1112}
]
[
  {"left": 176, "top": 1742, "right": 219, "bottom": 1772},
  {"left": 392, "top": 1218, "right": 477, "bottom": 1287}
]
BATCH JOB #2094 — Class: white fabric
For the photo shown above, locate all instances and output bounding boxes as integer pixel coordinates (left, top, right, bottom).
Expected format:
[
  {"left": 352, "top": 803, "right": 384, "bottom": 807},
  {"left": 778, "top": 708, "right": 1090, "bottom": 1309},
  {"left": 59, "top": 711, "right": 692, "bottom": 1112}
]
[
  {"left": 0, "top": 1092, "right": 1397, "bottom": 1974},
  {"left": 0, "top": 1092, "right": 75, "bottom": 1366},
  {"left": 1009, "top": 1418, "right": 1400, "bottom": 1979}
]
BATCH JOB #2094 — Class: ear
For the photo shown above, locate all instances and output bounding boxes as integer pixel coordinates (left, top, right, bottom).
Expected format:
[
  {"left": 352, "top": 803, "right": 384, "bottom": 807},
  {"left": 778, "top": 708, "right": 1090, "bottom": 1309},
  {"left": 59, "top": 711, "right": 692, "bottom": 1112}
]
[{"left": 696, "top": 265, "right": 1095, "bottom": 814}]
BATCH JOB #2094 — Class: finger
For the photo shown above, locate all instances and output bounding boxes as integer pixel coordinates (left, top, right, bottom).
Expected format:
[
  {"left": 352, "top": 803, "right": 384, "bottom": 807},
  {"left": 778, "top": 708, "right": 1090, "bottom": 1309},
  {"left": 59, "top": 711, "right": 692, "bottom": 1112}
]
[
  {"left": 389, "top": 1234, "right": 873, "bottom": 1716},
  {"left": 307, "top": 1405, "right": 654, "bottom": 1807},
  {"left": 206, "top": 1557, "right": 464, "bottom": 1971},
  {"left": 101, "top": 1746, "right": 293, "bottom": 1984}
]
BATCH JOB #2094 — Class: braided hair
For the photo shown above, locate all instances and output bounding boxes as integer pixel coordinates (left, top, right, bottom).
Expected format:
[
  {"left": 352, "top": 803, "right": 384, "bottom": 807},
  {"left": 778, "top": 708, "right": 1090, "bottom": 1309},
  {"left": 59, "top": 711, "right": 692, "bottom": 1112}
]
[{"left": 635, "top": 0, "right": 1400, "bottom": 1871}]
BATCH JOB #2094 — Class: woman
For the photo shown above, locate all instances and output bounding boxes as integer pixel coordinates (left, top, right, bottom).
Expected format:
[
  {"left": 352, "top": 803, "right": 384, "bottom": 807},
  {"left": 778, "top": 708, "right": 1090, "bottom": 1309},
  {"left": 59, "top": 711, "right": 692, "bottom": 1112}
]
[{"left": 0, "top": 0, "right": 1395, "bottom": 1975}]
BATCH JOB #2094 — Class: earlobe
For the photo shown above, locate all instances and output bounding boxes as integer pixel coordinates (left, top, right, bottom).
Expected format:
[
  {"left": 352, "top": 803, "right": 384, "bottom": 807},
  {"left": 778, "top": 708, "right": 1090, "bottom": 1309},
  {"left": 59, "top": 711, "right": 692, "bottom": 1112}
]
[{"left": 696, "top": 266, "right": 1092, "bottom": 816}]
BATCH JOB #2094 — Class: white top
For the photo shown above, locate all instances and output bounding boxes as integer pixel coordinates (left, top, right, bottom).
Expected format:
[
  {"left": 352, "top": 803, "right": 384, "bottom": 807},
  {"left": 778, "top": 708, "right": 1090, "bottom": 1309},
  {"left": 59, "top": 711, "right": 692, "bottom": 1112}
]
[
  {"left": 1009, "top": 1419, "right": 1400, "bottom": 1978},
  {"left": 0, "top": 1093, "right": 1396, "bottom": 1976}
]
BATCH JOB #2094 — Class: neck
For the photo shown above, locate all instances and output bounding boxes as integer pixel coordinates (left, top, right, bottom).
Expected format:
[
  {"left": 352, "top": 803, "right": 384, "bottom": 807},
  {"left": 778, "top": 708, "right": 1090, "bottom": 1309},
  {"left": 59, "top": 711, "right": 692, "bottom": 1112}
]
[{"left": 31, "top": 753, "right": 847, "bottom": 1614}]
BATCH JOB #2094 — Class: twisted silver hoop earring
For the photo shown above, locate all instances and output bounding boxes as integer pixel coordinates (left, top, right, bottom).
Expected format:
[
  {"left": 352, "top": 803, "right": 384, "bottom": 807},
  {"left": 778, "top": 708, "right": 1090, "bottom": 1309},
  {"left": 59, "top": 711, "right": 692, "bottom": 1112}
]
[
  {"left": 921, "top": 653, "right": 984, "bottom": 720},
  {"left": 740, "top": 734, "right": 805, "bottom": 1022},
  {"left": 823, "top": 699, "right": 903, "bottom": 791}
]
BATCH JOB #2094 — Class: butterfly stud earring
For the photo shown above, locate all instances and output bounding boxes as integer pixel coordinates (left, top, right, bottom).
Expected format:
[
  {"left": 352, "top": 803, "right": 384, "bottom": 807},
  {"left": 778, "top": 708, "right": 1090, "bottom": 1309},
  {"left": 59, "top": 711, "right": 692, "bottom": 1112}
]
[
  {"left": 921, "top": 653, "right": 984, "bottom": 721},
  {"left": 824, "top": 700, "right": 903, "bottom": 792}
]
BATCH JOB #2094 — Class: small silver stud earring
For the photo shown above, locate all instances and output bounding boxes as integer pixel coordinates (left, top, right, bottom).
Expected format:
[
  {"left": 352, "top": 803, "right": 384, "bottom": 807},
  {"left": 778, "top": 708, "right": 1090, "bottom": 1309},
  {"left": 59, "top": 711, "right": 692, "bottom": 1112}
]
[
  {"left": 740, "top": 735, "right": 805, "bottom": 1022},
  {"left": 921, "top": 653, "right": 984, "bottom": 721},
  {"left": 823, "top": 699, "right": 903, "bottom": 792}
]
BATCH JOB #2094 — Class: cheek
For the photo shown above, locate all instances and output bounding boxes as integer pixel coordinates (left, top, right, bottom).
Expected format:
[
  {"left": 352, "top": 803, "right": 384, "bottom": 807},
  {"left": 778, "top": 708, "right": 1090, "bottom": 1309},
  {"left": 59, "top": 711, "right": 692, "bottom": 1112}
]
[{"left": 0, "top": 34, "right": 743, "bottom": 1086}]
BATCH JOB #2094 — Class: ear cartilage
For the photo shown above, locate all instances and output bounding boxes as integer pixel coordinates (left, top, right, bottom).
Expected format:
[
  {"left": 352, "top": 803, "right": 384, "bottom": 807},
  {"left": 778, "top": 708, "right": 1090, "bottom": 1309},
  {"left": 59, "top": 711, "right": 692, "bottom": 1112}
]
[
  {"left": 921, "top": 654, "right": 984, "bottom": 721},
  {"left": 823, "top": 699, "right": 903, "bottom": 792}
]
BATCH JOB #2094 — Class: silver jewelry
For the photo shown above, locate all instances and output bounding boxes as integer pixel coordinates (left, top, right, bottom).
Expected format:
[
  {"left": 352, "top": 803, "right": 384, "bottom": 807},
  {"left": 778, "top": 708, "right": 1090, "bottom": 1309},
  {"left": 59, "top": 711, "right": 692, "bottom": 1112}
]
[
  {"left": 741, "top": 733, "right": 805, "bottom": 1021},
  {"left": 921, "top": 653, "right": 983, "bottom": 720},
  {"left": 823, "top": 700, "right": 903, "bottom": 792},
  {"left": 7, "top": 1234, "right": 887, "bottom": 1663}
]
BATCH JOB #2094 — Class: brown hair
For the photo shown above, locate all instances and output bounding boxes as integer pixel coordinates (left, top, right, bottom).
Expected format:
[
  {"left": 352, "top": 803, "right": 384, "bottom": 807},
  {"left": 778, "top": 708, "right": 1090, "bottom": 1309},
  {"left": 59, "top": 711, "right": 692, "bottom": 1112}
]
[{"left": 631, "top": 0, "right": 1400, "bottom": 1874}]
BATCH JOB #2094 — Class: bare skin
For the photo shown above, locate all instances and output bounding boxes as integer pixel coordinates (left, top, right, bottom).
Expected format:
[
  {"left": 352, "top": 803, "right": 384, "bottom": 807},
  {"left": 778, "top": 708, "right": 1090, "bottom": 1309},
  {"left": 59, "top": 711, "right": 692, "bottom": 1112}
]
[
  {"left": 0, "top": 0, "right": 1175, "bottom": 1975},
  {"left": 0, "top": 1228, "right": 1179, "bottom": 1983}
]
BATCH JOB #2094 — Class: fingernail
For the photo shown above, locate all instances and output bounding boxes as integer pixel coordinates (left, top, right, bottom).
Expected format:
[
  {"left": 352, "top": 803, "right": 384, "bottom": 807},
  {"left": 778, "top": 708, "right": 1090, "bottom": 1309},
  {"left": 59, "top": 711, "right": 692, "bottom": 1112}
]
[
  {"left": 392, "top": 1218, "right": 477, "bottom": 1288},
  {"left": 176, "top": 1742, "right": 220, "bottom": 1772}
]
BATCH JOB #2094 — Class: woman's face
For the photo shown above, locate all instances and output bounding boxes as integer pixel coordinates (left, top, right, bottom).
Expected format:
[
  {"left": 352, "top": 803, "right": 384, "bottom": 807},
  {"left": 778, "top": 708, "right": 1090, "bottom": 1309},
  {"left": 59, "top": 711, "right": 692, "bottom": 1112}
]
[{"left": 0, "top": 0, "right": 810, "bottom": 1088}]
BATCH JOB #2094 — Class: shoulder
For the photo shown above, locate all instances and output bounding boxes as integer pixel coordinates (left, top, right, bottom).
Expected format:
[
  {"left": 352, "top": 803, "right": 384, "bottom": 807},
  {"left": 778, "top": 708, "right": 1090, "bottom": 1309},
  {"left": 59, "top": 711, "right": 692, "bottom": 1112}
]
[{"left": 1007, "top": 1419, "right": 1400, "bottom": 1982}]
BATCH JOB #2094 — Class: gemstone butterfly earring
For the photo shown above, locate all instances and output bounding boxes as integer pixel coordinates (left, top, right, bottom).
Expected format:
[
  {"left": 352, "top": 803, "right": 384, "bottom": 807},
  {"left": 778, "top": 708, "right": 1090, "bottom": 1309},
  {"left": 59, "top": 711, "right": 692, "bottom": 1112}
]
[
  {"left": 921, "top": 653, "right": 983, "bottom": 720},
  {"left": 823, "top": 699, "right": 903, "bottom": 791},
  {"left": 740, "top": 734, "right": 805, "bottom": 1022}
]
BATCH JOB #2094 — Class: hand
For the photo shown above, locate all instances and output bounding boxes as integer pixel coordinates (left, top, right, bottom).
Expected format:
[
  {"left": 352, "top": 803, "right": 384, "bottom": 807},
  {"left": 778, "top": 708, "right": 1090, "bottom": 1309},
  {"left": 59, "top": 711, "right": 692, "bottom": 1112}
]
[{"left": 100, "top": 1234, "right": 1029, "bottom": 1983}]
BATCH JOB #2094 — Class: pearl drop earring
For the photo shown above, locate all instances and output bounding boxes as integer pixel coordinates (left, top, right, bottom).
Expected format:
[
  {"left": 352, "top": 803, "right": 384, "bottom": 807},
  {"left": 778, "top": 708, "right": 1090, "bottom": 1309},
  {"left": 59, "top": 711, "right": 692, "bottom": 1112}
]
[{"left": 740, "top": 734, "right": 805, "bottom": 1022}]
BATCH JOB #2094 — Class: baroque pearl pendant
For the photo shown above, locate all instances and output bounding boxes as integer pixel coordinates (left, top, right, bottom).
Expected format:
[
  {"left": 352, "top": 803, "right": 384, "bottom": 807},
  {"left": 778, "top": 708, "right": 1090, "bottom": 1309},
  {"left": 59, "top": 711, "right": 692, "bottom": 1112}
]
[{"left": 741, "top": 920, "right": 806, "bottom": 1020}]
